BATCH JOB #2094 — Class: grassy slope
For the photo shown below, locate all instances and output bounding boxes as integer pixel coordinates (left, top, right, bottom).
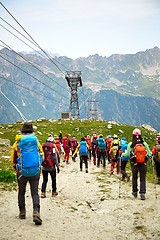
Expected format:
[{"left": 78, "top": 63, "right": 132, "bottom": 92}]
[{"left": 0, "top": 119, "right": 159, "bottom": 188}]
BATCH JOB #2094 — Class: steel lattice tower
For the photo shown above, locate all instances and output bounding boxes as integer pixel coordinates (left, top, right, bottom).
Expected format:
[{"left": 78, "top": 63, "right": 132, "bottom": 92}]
[
  {"left": 65, "top": 71, "right": 82, "bottom": 119},
  {"left": 86, "top": 100, "right": 99, "bottom": 120}
]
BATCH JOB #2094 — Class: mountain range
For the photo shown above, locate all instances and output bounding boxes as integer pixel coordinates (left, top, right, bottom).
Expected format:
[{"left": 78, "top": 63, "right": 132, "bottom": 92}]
[{"left": 0, "top": 47, "right": 160, "bottom": 131}]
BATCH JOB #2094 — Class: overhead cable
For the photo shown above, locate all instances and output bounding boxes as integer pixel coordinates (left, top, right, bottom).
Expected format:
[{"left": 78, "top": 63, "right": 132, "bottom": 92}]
[
  {"left": 0, "top": 75, "right": 63, "bottom": 102},
  {"left": 0, "top": 53, "right": 69, "bottom": 100},
  {"left": 0, "top": 40, "right": 70, "bottom": 93},
  {"left": 0, "top": 2, "right": 66, "bottom": 75},
  {"left": 0, "top": 17, "right": 69, "bottom": 72}
]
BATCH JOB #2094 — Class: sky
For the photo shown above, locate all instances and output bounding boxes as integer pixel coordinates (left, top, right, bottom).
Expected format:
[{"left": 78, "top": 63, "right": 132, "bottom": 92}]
[{"left": 0, "top": 0, "right": 160, "bottom": 59}]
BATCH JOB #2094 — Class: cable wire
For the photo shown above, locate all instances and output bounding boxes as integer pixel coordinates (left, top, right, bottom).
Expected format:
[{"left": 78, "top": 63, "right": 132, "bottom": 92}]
[
  {"left": 0, "top": 17, "right": 70, "bottom": 72},
  {"left": 0, "top": 75, "right": 62, "bottom": 102},
  {"left": 0, "top": 40, "right": 70, "bottom": 93},
  {"left": 0, "top": 53, "right": 70, "bottom": 100},
  {"left": 0, "top": 2, "right": 66, "bottom": 75}
]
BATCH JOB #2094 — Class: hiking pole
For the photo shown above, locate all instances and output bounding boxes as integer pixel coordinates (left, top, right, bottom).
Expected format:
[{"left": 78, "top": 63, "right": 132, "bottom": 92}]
[
  {"left": 119, "top": 156, "right": 121, "bottom": 198},
  {"left": 152, "top": 156, "right": 157, "bottom": 199}
]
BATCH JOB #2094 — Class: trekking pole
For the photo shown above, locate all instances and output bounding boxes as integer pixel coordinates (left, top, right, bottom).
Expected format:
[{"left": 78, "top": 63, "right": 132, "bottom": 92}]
[
  {"left": 152, "top": 156, "right": 157, "bottom": 199},
  {"left": 119, "top": 156, "right": 121, "bottom": 198}
]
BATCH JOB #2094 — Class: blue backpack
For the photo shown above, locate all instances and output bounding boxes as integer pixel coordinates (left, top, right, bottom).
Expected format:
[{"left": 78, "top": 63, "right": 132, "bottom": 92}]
[
  {"left": 120, "top": 138, "right": 130, "bottom": 161},
  {"left": 97, "top": 138, "right": 106, "bottom": 150},
  {"left": 17, "top": 134, "right": 42, "bottom": 177},
  {"left": 79, "top": 141, "right": 88, "bottom": 156}
]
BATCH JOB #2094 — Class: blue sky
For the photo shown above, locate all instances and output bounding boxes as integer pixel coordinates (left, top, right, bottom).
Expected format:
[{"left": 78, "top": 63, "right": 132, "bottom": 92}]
[{"left": 0, "top": 0, "right": 160, "bottom": 59}]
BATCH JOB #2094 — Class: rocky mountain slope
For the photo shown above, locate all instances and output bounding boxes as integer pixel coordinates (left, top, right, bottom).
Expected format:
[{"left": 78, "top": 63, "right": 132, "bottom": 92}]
[{"left": 0, "top": 47, "right": 160, "bottom": 130}]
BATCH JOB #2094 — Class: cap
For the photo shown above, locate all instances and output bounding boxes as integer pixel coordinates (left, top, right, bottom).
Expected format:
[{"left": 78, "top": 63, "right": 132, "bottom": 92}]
[
  {"left": 133, "top": 128, "right": 141, "bottom": 136},
  {"left": 47, "top": 137, "right": 54, "bottom": 142}
]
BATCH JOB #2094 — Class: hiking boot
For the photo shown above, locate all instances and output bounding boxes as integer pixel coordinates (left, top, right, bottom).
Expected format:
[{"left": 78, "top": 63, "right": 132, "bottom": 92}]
[
  {"left": 132, "top": 192, "right": 137, "bottom": 198},
  {"left": 110, "top": 171, "right": 114, "bottom": 175},
  {"left": 121, "top": 177, "right": 125, "bottom": 181},
  {"left": 63, "top": 159, "right": 66, "bottom": 162},
  {"left": 52, "top": 192, "right": 58, "bottom": 197},
  {"left": 19, "top": 211, "right": 26, "bottom": 219},
  {"left": 80, "top": 168, "right": 82, "bottom": 171},
  {"left": 33, "top": 211, "right": 42, "bottom": 225},
  {"left": 140, "top": 194, "right": 146, "bottom": 200},
  {"left": 41, "top": 192, "right": 46, "bottom": 198},
  {"left": 86, "top": 169, "right": 88, "bottom": 173},
  {"left": 127, "top": 175, "right": 130, "bottom": 182}
]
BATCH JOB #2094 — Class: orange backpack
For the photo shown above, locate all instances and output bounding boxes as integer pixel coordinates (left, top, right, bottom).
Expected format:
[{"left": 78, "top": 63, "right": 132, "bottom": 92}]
[{"left": 134, "top": 144, "right": 147, "bottom": 164}]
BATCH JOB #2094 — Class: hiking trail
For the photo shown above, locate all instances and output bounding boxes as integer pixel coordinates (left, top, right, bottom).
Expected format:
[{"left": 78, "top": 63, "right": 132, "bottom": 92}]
[{"left": 0, "top": 158, "right": 160, "bottom": 240}]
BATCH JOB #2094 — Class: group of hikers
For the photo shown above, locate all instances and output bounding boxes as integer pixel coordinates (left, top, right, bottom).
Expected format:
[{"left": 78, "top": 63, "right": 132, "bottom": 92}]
[{"left": 10, "top": 122, "right": 160, "bottom": 225}]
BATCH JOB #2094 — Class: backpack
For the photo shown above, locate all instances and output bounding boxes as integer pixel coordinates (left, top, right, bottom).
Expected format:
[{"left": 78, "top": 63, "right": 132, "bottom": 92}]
[
  {"left": 97, "top": 138, "right": 106, "bottom": 150},
  {"left": 71, "top": 139, "right": 77, "bottom": 151},
  {"left": 42, "top": 142, "right": 56, "bottom": 168},
  {"left": 112, "top": 140, "right": 119, "bottom": 159},
  {"left": 79, "top": 141, "right": 88, "bottom": 156},
  {"left": 156, "top": 144, "right": 160, "bottom": 162},
  {"left": 63, "top": 137, "right": 70, "bottom": 149},
  {"left": 121, "top": 143, "right": 130, "bottom": 161},
  {"left": 55, "top": 139, "right": 61, "bottom": 151},
  {"left": 134, "top": 143, "right": 147, "bottom": 164},
  {"left": 107, "top": 139, "right": 112, "bottom": 151},
  {"left": 92, "top": 139, "right": 98, "bottom": 151},
  {"left": 86, "top": 137, "right": 91, "bottom": 147},
  {"left": 17, "top": 134, "right": 41, "bottom": 177}
]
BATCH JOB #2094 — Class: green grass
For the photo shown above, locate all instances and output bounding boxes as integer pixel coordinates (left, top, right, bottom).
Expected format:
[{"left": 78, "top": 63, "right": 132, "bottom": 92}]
[{"left": 0, "top": 119, "right": 159, "bottom": 191}]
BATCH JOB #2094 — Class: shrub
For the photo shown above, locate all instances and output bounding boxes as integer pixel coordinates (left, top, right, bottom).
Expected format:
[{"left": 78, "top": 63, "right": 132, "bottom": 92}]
[{"left": 0, "top": 170, "right": 16, "bottom": 183}]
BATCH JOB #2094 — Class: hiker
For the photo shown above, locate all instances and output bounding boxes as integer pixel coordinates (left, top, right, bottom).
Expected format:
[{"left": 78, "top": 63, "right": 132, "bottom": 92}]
[
  {"left": 96, "top": 134, "right": 106, "bottom": 168},
  {"left": 55, "top": 136, "right": 61, "bottom": 160},
  {"left": 41, "top": 137, "right": 60, "bottom": 198},
  {"left": 71, "top": 136, "right": 78, "bottom": 161},
  {"left": 105, "top": 135, "right": 112, "bottom": 163},
  {"left": 59, "top": 131, "right": 63, "bottom": 144},
  {"left": 152, "top": 136, "right": 160, "bottom": 184},
  {"left": 62, "top": 134, "right": 71, "bottom": 163},
  {"left": 109, "top": 134, "right": 120, "bottom": 174},
  {"left": 11, "top": 122, "right": 43, "bottom": 225},
  {"left": 90, "top": 135, "right": 98, "bottom": 165},
  {"left": 120, "top": 138, "right": 130, "bottom": 181},
  {"left": 86, "top": 135, "right": 92, "bottom": 160},
  {"left": 73, "top": 137, "right": 89, "bottom": 173},
  {"left": 122, "top": 128, "right": 152, "bottom": 200},
  {"left": 91, "top": 132, "right": 97, "bottom": 142}
]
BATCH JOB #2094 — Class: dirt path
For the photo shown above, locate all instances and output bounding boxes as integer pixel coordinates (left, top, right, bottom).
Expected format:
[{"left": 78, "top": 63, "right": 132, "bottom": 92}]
[{"left": 0, "top": 157, "right": 160, "bottom": 240}]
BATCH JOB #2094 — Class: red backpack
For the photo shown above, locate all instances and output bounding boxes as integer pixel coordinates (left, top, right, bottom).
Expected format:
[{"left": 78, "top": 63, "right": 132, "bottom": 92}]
[
  {"left": 107, "top": 139, "right": 112, "bottom": 151},
  {"left": 42, "top": 142, "right": 55, "bottom": 168},
  {"left": 71, "top": 139, "right": 77, "bottom": 151},
  {"left": 63, "top": 137, "right": 70, "bottom": 149},
  {"left": 134, "top": 144, "right": 147, "bottom": 164}
]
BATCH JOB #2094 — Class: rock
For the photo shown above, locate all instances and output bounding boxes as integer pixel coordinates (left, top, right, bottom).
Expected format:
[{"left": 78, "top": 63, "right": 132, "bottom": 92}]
[
  {"left": 142, "top": 124, "right": 157, "bottom": 132},
  {"left": 108, "top": 121, "right": 119, "bottom": 125},
  {"left": 0, "top": 138, "right": 11, "bottom": 146},
  {"left": 37, "top": 131, "right": 42, "bottom": 135},
  {"left": 16, "top": 120, "right": 24, "bottom": 124},
  {"left": 37, "top": 117, "right": 45, "bottom": 122},
  {"left": 33, "top": 126, "right": 37, "bottom": 131},
  {"left": 119, "top": 129, "right": 124, "bottom": 133}
]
